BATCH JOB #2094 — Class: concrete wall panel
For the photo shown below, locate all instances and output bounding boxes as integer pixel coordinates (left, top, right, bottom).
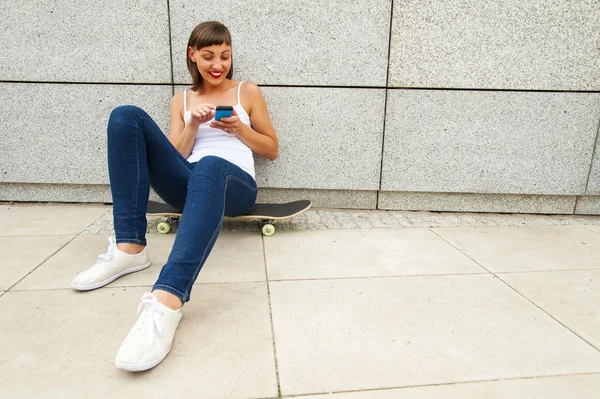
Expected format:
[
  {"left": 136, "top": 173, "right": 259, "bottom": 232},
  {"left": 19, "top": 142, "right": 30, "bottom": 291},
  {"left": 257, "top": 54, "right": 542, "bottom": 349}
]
[
  {"left": 575, "top": 196, "right": 600, "bottom": 215},
  {"left": 583, "top": 123, "right": 600, "bottom": 195},
  {"left": 381, "top": 90, "right": 600, "bottom": 195},
  {"left": 170, "top": 0, "right": 392, "bottom": 86},
  {"left": 379, "top": 191, "right": 576, "bottom": 214},
  {"left": 389, "top": 0, "right": 600, "bottom": 90},
  {"left": 0, "top": 0, "right": 171, "bottom": 83},
  {"left": 0, "top": 83, "right": 172, "bottom": 185},
  {"left": 256, "top": 87, "right": 385, "bottom": 190}
]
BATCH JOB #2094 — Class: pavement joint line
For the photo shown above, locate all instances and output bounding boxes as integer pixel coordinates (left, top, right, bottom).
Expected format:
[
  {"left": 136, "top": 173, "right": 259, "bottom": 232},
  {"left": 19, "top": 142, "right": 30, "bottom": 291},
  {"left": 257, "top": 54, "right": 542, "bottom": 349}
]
[
  {"left": 496, "top": 268, "right": 600, "bottom": 275},
  {"left": 15, "top": 269, "right": 600, "bottom": 293},
  {"left": 0, "top": 234, "right": 85, "bottom": 238},
  {"left": 10, "top": 273, "right": 521, "bottom": 293},
  {"left": 428, "top": 228, "right": 600, "bottom": 355},
  {"left": 262, "top": 235, "right": 283, "bottom": 399},
  {"left": 4, "top": 234, "right": 79, "bottom": 293},
  {"left": 281, "top": 371, "right": 600, "bottom": 397},
  {"left": 267, "top": 272, "right": 491, "bottom": 283},
  {"left": 494, "top": 274, "right": 600, "bottom": 354},
  {"left": 7, "top": 280, "right": 271, "bottom": 293}
]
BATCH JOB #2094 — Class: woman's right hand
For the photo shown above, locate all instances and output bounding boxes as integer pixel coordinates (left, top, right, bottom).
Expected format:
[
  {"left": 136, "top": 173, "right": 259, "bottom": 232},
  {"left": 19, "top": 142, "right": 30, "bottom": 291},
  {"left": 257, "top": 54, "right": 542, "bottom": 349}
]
[{"left": 189, "top": 103, "right": 216, "bottom": 127}]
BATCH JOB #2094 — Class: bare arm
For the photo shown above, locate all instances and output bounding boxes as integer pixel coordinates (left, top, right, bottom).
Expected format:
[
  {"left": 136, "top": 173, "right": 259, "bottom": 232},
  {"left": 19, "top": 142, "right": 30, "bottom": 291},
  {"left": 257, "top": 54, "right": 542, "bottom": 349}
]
[
  {"left": 168, "top": 92, "right": 214, "bottom": 159},
  {"left": 211, "top": 82, "right": 278, "bottom": 160}
]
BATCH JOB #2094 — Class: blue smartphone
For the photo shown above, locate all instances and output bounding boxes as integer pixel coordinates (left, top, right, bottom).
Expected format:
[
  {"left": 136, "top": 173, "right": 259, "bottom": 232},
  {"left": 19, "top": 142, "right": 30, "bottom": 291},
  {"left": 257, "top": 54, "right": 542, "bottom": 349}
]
[{"left": 215, "top": 105, "right": 233, "bottom": 121}]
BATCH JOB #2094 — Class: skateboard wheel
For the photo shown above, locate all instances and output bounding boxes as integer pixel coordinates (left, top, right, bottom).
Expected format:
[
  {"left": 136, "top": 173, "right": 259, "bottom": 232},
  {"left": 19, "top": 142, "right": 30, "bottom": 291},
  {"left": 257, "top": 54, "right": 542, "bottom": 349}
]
[
  {"left": 262, "top": 224, "right": 275, "bottom": 236},
  {"left": 157, "top": 222, "right": 170, "bottom": 234}
]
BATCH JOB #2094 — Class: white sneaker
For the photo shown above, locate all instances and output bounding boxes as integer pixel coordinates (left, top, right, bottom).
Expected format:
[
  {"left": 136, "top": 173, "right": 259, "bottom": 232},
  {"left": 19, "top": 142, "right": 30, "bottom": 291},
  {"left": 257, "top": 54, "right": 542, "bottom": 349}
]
[
  {"left": 70, "top": 237, "right": 151, "bottom": 291},
  {"left": 115, "top": 293, "right": 182, "bottom": 372}
]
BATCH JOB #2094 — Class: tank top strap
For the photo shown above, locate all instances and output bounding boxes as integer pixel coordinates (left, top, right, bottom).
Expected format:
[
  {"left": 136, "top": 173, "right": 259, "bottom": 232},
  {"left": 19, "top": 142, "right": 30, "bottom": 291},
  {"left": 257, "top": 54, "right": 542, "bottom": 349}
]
[{"left": 237, "top": 81, "right": 245, "bottom": 105}]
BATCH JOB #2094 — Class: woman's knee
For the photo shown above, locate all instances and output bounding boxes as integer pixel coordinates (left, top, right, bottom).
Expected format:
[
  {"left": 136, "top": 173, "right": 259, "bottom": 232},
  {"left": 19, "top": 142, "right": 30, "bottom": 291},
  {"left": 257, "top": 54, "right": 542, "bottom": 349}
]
[
  {"left": 108, "top": 105, "right": 146, "bottom": 127},
  {"left": 195, "top": 156, "right": 226, "bottom": 176},
  {"left": 188, "top": 157, "right": 226, "bottom": 188}
]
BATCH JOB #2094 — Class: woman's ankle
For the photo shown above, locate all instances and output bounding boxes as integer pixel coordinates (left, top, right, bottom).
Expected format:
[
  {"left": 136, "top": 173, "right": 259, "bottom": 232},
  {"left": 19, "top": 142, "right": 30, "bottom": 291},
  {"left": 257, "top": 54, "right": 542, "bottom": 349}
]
[
  {"left": 153, "top": 289, "right": 183, "bottom": 310},
  {"left": 117, "top": 242, "right": 146, "bottom": 255}
]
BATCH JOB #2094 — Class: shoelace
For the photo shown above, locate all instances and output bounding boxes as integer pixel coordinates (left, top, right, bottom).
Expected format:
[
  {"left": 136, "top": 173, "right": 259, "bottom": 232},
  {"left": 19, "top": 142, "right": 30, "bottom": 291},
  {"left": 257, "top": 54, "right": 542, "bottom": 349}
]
[
  {"left": 96, "top": 236, "right": 117, "bottom": 264},
  {"left": 137, "top": 293, "right": 165, "bottom": 344}
]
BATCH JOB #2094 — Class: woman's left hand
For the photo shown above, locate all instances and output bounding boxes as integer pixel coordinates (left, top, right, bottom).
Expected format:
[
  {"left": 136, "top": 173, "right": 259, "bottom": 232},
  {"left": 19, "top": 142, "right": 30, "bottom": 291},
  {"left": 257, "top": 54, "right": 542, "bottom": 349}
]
[{"left": 210, "top": 108, "right": 241, "bottom": 135}]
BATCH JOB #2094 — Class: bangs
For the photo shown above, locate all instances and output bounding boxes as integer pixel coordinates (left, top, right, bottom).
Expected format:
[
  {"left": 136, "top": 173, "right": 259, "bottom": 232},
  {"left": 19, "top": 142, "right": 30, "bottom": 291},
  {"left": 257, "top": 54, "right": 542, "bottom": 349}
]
[{"left": 190, "top": 24, "right": 232, "bottom": 50}]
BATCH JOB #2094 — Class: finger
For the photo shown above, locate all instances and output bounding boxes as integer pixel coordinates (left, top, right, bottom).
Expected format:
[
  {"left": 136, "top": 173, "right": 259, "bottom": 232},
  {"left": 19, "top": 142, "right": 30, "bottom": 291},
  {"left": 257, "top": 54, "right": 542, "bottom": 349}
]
[
  {"left": 204, "top": 109, "right": 216, "bottom": 120},
  {"left": 224, "top": 124, "right": 237, "bottom": 133},
  {"left": 195, "top": 107, "right": 207, "bottom": 119}
]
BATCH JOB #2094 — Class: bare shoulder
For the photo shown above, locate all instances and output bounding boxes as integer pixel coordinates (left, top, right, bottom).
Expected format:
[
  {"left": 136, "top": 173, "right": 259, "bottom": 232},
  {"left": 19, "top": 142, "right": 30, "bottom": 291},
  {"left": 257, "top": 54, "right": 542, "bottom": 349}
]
[
  {"left": 171, "top": 91, "right": 185, "bottom": 105},
  {"left": 241, "top": 81, "right": 264, "bottom": 112},
  {"left": 170, "top": 91, "right": 186, "bottom": 119},
  {"left": 241, "top": 81, "right": 263, "bottom": 99}
]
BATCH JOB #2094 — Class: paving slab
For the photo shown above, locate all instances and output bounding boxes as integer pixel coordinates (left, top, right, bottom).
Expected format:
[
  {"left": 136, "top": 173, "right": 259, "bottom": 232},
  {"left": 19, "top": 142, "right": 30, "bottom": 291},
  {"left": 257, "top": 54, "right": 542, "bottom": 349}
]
[
  {"left": 433, "top": 226, "right": 600, "bottom": 272},
  {"left": 269, "top": 275, "right": 600, "bottom": 396},
  {"left": 292, "top": 373, "right": 600, "bottom": 398},
  {"left": 14, "top": 232, "right": 265, "bottom": 291},
  {"left": 0, "top": 284, "right": 277, "bottom": 398},
  {"left": 500, "top": 270, "right": 600, "bottom": 349},
  {"left": 265, "top": 229, "right": 486, "bottom": 281},
  {"left": 0, "top": 204, "right": 109, "bottom": 236},
  {"left": 0, "top": 236, "right": 72, "bottom": 290}
]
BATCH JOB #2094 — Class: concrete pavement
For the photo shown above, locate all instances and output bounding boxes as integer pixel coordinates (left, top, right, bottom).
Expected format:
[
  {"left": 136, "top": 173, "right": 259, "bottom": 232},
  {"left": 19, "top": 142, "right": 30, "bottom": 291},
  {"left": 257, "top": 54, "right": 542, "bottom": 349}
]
[{"left": 1, "top": 203, "right": 600, "bottom": 398}]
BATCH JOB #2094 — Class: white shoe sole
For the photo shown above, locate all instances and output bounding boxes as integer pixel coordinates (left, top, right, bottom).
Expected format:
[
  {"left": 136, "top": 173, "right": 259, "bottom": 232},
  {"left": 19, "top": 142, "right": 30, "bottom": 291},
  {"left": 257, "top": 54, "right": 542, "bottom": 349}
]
[
  {"left": 70, "top": 262, "right": 151, "bottom": 291},
  {"left": 115, "top": 349, "right": 170, "bottom": 372}
]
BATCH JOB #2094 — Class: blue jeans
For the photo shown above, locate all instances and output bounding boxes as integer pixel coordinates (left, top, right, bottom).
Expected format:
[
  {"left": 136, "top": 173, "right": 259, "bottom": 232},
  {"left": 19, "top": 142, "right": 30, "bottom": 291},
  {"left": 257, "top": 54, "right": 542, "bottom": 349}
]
[{"left": 107, "top": 105, "right": 258, "bottom": 303}]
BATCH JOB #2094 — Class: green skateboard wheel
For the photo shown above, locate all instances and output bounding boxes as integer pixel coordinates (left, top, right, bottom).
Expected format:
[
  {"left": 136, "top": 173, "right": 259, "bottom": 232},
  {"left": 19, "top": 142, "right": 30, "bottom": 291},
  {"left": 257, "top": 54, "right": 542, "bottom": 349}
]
[
  {"left": 157, "top": 222, "right": 170, "bottom": 234},
  {"left": 262, "top": 224, "right": 275, "bottom": 236}
]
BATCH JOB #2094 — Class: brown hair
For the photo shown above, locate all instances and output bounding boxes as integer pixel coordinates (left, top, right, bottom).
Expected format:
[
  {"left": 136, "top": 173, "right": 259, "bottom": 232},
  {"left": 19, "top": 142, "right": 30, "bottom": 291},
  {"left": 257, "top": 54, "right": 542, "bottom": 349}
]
[{"left": 187, "top": 21, "right": 233, "bottom": 92}]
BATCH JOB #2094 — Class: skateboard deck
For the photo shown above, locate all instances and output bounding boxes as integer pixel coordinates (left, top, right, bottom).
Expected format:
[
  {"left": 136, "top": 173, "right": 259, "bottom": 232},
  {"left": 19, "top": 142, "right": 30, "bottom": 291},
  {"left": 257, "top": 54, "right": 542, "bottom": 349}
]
[{"left": 147, "top": 199, "right": 312, "bottom": 236}]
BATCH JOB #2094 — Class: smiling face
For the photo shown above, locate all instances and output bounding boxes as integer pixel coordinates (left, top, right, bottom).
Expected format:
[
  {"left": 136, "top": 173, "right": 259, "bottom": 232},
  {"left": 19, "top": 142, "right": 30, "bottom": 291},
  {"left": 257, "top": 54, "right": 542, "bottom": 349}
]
[
  {"left": 186, "top": 21, "right": 233, "bottom": 91},
  {"left": 188, "top": 43, "right": 232, "bottom": 87}
]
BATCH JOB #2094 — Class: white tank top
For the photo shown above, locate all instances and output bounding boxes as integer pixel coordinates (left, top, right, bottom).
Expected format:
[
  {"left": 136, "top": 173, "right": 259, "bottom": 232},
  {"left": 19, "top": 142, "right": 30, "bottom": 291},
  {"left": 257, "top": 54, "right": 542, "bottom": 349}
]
[{"left": 184, "top": 82, "right": 255, "bottom": 179}]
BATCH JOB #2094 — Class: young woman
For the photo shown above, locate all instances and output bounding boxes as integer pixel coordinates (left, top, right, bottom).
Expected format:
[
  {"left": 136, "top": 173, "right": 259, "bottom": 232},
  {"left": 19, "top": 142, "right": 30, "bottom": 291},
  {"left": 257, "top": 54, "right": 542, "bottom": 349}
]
[{"left": 70, "top": 21, "right": 278, "bottom": 371}]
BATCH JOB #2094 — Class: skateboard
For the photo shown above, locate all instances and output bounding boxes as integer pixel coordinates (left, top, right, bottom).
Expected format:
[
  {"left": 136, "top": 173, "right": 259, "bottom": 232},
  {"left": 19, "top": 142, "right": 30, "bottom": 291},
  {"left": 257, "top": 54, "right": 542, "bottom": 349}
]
[{"left": 146, "top": 199, "right": 312, "bottom": 236}]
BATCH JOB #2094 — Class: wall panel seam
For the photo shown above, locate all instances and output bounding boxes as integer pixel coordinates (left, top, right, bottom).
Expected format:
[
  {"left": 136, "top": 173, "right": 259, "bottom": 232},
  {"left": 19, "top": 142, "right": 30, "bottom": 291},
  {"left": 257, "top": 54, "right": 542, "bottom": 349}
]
[
  {"left": 583, "top": 113, "right": 600, "bottom": 196},
  {"left": 377, "top": 0, "right": 395, "bottom": 209}
]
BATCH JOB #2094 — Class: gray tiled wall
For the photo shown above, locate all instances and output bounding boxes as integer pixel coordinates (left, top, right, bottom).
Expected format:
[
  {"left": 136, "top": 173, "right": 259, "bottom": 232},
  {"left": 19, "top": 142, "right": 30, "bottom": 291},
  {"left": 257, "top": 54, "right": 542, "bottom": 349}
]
[
  {"left": 381, "top": 91, "right": 600, "bottom": 195},
  {"left": 255, "top": 87, "right": 385, "bottom": 190},
  {"left": 0, "top": 0, "right": 171, "bottom": 83},
  {"left": 2, "top": 1, "right": 599, "bottom": 214},
  {"left": 0, "top": 84, "right": 172, "bottom": 184},
  {"left": 388, "top": 0, "right": 600, "bottom": 90},
  {"left": 169, "top": 0, "right": 392, "bottom": 86}
]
